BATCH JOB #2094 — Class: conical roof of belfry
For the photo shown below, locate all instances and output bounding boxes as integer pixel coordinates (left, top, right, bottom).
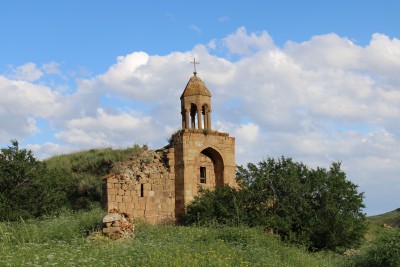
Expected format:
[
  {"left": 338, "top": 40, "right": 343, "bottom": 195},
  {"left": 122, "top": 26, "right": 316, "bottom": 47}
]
[{"left": 180, "top": 74, "right": 211, "bottom": 99}]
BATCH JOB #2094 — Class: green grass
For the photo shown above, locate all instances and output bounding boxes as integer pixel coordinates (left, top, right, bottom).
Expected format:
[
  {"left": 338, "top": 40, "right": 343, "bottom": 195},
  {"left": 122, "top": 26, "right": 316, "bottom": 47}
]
[
  {"left": 41, "top": 144, "right": 144, "bottom": 210},
  {"left": 368, "top": 208, "right": 400, "bottom": 228},
  {"left": 44, "top": 144, "right": 142, "bottom": 174},
  {"left": 0, "top": 208, "right": 347, "bottom": 267}
]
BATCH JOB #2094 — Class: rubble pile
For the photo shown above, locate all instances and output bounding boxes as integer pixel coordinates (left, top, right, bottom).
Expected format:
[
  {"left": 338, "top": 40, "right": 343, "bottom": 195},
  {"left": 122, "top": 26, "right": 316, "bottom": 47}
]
[{"left": 102, "top": 209, "right": 134, "bottom": 239}]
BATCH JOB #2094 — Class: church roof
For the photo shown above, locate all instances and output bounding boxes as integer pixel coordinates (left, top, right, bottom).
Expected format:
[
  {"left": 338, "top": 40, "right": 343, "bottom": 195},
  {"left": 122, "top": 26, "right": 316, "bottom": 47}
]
[{"left": 180, "top": 74, "right": 211, "bottom": 99}]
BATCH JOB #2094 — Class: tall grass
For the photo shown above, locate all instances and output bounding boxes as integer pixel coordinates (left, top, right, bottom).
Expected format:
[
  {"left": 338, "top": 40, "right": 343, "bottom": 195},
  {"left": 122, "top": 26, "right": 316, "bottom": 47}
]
[
  {"left": 0, "top": 208, "right": 347, "bottom": 267},
  {"left": 0, "top": 205, "right": 103, "bottom": 244}
]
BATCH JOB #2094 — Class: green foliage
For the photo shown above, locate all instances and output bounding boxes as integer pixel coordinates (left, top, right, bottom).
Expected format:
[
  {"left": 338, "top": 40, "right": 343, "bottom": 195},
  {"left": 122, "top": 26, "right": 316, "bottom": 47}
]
[
  {"left": 0, "top": 140, "right": 73, "bottom": 220},
  {"left": 0, "top": 141, "right": 143, "bottom": 220},
  {"left": 45, "top": 145, "right": 141, "bottom": 173},
  {"left": 184, "top": 156, "right": 367, "bottom": 251},
  {"left": 181, "top": 186, "right": 246, "bottom": 226},
  {"left": 368, "top": 208, "right": 400, "bottom": 228},
  {"left": 351, "top": 229, "right": 400, "bottom": 267},
  {"left": 167, "top": 129, "right": 181, "bottom": 144},
  {"left": 0, "top": 205, "right": 102, "bottom": 244},
  {"left": 44, "top": 144, "right": 142, "bottom": 210},
  {"left": 0, "top": 210, "right": 345, "bottom": 266},
  {"left": 202, "top": 128, "right": 210, "bottom": 135}
]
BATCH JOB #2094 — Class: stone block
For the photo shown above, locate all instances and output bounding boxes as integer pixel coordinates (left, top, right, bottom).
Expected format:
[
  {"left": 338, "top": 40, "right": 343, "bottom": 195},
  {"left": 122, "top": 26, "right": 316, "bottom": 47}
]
[
  {"left": 118, "top": 189, "right": 124, "bottom": 196},
  {"left": 109, "top": 178, "right": 118, "bottom": 183},
  {"left": 123, "top": 196, "right": 131, "bottom": 203},
  {"left": 150, "top": 173, "right": 160, "bottom": 180},
  {"left": 118, "top": 202, "right": 126, "bottom": 211},
  {"left": 115, "top": 183, "right": 122, "bottom": 189},
  {"left": 122, "top": 184, "right": 128, "bottom": 190},
  {"left": 107, "top": 202, "right": 117, "bottom": 210},
  {"left": 158, "top": 211, "right": 170, "bottom": 216},
  {"left": 126, "top": 202, "right": 134, "bottom": 211},
  {"left": 163, "top": 191, "right": 173, "bottom": 198},
  {"left": 152, "top": 185, "right": 162, "bottom": 191},
  {"left": 115, "top": 196, "right": 122, "bottom": 203},
  {"left": 131, "top": 195, "right": 138, "bottom": 203},
  {"left": 145, "top": 209, "right": 157, "bottom": 216},
  {"left": 143, "top": 183, "right": 151, "bottom": 190},
  {"left": 133, "top": 209, "right": 145, "bottom": 217},
  {"left": 108, "top": 188, "right": 117, "bottom": 195}
]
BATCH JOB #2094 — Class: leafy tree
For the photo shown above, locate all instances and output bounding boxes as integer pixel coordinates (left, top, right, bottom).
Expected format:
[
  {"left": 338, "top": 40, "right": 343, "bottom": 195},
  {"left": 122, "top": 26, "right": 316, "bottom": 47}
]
[
  {"left": 183, "top": 156, "right": 367, "bottom": 251},
  {"left": 181, "top": 186, "right": 245, "bottom": 226},
  {"left": 0, "top": 140, "right": 73, "bottom": 220}
]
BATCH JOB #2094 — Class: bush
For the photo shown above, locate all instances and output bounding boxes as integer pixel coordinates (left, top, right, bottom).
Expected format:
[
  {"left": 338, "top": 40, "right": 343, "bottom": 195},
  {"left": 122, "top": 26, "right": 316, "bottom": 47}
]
[
  {"left": 0, "top": 140, "right": 74, "bottom": 220},
  {"left": 352, "top": 229, "right": 400, "bottom": 267},
  {"left": 181, "top": 186, "right": 245, "bottom": 226},
  {"left": 183, "top": 157, "right": 367, "bottom": 251}
]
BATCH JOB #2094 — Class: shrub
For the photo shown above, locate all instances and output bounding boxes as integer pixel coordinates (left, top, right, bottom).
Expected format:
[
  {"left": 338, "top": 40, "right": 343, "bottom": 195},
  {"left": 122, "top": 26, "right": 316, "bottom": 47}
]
[
  {"left": 183, "top": 157, "right": 367, "bottom": 251},
  {"left": 181, "top": 186, "right": 245, "bottom": 226},
  {"left": 352, "top": 229, "right": 400, "bottom": 267},
  {"left": 0, "top": 140, "right": 73, "bottom": 220}
]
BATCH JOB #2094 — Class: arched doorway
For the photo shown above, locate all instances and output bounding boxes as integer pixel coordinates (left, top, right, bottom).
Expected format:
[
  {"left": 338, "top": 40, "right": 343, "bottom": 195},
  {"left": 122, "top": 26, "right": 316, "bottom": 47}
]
[{"left": 195, "top": 147, "right": 224, "bottom": 194}]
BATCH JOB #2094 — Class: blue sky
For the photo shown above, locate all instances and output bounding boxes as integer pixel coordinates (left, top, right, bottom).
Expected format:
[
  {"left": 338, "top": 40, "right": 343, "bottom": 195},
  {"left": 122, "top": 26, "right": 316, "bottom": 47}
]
[{"left": 1, "top": 1, "right": 400, "bottom": 215}]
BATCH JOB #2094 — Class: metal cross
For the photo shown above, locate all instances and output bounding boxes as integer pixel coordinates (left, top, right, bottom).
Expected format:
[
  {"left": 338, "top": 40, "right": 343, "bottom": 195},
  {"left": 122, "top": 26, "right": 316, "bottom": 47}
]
[{"left": 190, "top": 58, "right": 199, "bottom": 75}]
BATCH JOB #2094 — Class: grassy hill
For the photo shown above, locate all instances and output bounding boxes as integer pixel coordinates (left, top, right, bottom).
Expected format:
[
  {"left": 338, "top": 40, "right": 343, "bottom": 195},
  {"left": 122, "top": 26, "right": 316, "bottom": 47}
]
[{"left": 367, "top": 208, "right": 400, "bottom": 228}]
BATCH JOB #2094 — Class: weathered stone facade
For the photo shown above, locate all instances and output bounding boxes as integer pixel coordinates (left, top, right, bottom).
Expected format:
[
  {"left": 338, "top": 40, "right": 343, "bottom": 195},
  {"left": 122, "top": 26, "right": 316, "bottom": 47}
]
[
  {"left": 102, "top": 72, "right": 236, "bottom": 223},
  {"left": 172, "top": 129, "right": 236, "bottom": 218},
  {"left": 102, "top": 148, "right": 176, "bottom": 224}
]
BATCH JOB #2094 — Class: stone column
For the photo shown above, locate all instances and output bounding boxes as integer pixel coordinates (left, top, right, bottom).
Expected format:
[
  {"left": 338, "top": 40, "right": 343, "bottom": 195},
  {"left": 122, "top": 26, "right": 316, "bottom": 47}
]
[
  {"left": 181, "top": 111, "right": 185, "bottom": 129},
  {"left": 203, "top": 110, "right": 208, "bottom": 130},
  {"left": 207, "top": 110, "right": 212, "bottom": 130},
  {"left": 185, "top": 108, "right": 189, "bottom": 129}
]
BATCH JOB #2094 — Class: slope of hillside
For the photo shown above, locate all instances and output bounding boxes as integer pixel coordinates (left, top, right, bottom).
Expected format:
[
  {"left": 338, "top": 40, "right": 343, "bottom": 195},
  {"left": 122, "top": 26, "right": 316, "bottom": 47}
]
[{"left": 368, "top": 208, "right": 400, "bottom": 228}]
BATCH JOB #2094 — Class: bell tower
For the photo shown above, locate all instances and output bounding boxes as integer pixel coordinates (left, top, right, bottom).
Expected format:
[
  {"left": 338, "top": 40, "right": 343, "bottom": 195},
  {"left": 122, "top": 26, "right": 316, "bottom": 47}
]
[
  {"left": 180, "top": 69, "right": 212, "bottom": 131},
  {"left": 172, "top": 63, "right": 237, "bottom": 219}
]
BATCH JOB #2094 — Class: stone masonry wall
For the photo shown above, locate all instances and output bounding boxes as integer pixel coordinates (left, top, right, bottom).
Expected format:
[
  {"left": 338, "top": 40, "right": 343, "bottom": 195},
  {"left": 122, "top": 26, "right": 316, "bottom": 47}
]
[
  {"left": 102, "top": 147, "right": 176, "bottom": 224},
  {"left": 172, "top": 129, "right": 236, "bottom": 218}
]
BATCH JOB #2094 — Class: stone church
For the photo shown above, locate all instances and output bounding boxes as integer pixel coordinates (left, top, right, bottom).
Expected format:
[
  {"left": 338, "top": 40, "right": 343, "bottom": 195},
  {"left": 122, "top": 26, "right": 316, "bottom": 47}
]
[{"left": 102, "top": 69, "right": 237, "bottom": 224}]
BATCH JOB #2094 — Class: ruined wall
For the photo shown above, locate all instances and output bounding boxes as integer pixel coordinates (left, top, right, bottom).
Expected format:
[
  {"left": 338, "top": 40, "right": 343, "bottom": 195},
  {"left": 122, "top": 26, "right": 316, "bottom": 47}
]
[
  {"left": 102, "top": 129, "right": 236, "bottom": 224},
  {"left": 102, "top": 147, "right": 176, "bottom": 224}
]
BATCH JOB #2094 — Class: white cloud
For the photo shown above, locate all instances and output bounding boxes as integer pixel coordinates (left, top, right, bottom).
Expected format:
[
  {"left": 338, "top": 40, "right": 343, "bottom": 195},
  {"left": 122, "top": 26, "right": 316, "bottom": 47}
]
[
  {"left": 222, "top": 27, "right": 275, "bottom": 55},
  {"left": 55, "top": 108, "right": 162, "bottom": 149},
  {"left": 2, "top": 27, "right": 400, "bottom": 215},
  {"left": 26, "top": 142, "right": 67, "bottom": 160},
  {"left": 0, "top": 76, "right": 61, "bottom": 141},
  {"left": 42, "top": 61, "right": 61, "bottom": 75},
  {"left": 10, "top": 62, "right": 43, "bottom": 81},
  {"left": 233, "top": 123, "right": 259, "bottom": 144}
]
